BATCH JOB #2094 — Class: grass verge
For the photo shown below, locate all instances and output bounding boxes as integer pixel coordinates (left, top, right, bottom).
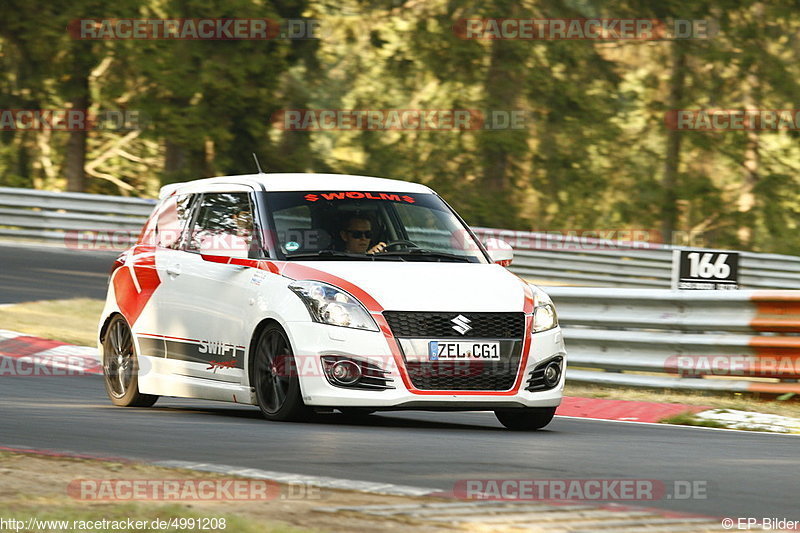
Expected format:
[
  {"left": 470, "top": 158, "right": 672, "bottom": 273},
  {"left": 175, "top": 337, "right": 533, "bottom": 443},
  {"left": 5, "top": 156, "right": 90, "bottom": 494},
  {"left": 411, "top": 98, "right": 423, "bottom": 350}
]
[
  {"left": 658, "top": 411, "right": 729, "bottom": 429},
  {"left": 0, "top": 298, "right": 103, "bottom": 346}
]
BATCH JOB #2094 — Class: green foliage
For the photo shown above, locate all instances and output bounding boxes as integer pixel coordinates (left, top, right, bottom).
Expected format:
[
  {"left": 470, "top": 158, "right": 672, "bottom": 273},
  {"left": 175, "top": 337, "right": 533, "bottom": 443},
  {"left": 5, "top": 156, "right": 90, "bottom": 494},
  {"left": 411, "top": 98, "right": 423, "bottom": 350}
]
[{"left": 0, "top": 0, "right": 798, "bottom": 254}]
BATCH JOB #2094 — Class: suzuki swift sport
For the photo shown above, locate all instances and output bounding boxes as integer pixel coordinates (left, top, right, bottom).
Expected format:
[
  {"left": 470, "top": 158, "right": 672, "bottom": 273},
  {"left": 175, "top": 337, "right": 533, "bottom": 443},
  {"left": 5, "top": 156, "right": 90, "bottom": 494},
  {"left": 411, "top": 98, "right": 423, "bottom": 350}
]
[{"left": 99, "top": 173, "right": 566, "bottom": 430}]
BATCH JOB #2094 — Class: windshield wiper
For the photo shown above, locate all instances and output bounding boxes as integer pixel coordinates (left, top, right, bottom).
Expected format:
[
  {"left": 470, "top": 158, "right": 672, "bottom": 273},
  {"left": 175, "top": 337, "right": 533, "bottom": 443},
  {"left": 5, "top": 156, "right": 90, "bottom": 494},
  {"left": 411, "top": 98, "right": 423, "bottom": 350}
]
[
  {"left": 380, "top": 249, "right": 472, "bottom": 262},
  {"left": 285, "top": 250, "right": 366, "bottom": 260},
  {"left": 285, "top": 250, "right": 401, "bottom": 261}
]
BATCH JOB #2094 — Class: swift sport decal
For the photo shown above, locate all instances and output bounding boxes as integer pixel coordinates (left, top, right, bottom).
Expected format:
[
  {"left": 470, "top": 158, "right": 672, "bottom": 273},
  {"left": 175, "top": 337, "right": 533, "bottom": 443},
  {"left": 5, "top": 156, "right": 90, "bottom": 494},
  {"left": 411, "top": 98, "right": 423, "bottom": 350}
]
[
  {"left": 207, "top": 360, "right": 237, "bottom": 372},
  {"left": 113, "top": 245, "right": 161, "bottom": 326},
  {"left": 137, "top": 333, "right": 245, "bottom": 369}
]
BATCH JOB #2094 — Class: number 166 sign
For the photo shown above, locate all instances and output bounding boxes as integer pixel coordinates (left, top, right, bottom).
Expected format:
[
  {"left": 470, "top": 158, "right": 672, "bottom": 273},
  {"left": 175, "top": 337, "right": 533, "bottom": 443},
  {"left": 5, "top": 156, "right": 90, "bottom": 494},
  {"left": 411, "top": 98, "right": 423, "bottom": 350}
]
[{"left": 672, "top": 249, "right": 739, "bottom": 290}]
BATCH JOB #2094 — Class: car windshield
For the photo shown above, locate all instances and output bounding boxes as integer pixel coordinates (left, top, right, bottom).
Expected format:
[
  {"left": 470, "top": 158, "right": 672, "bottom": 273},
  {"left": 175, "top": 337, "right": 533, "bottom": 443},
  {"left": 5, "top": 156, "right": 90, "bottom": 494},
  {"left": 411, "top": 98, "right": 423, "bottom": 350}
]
[{"left": 261, "top": 191, "right": 488, "bottom": 263}]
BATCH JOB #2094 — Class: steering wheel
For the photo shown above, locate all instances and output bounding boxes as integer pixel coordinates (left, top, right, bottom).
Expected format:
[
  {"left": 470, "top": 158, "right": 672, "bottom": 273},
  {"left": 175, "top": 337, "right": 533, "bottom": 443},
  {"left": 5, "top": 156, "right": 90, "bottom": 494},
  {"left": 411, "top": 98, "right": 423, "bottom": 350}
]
[{"left": 383, "top": 240, "right": 418, "bottom": 251}]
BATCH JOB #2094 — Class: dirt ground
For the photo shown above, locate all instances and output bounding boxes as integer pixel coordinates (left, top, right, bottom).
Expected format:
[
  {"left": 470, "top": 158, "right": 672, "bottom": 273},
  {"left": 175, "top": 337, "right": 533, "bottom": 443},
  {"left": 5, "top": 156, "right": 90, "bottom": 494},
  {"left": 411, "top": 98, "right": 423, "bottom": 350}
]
[{"left": 0, "top": 451, "right": 458, "bottom": 533}]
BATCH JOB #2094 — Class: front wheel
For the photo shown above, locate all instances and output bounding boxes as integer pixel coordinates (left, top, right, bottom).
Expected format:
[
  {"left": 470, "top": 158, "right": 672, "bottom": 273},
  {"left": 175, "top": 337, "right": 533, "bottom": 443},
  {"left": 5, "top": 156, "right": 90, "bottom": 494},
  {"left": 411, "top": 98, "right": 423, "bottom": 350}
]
[
  {"left": 495, "top": 407, "right": 556, "bottom": 431},
  {"left": 102, "top": 315, "right": 158, "bottom": 407},
  {"left": 253, "top": 323, "right": 311, "bottom": 422}
]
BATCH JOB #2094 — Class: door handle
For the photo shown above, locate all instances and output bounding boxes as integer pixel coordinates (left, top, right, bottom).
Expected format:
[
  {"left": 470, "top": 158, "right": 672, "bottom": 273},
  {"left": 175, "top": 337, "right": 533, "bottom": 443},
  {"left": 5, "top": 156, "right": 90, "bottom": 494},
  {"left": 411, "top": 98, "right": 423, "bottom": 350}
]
[{"left": 166, "top": 263, "right": 182, "bottom": 277}]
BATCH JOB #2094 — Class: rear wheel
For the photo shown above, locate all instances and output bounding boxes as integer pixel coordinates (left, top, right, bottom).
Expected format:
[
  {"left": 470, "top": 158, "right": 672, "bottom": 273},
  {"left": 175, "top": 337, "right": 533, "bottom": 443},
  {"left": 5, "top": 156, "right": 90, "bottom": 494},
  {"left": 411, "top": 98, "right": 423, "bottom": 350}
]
[
  {"left": 102, "top": 315, "right": 158, "bottom": 407},
  {"left": 495, "top": 407, "right": 556, "bottom": 431},
  {"left": 253, "top": 323, "right": 311, "bottom": 422}
]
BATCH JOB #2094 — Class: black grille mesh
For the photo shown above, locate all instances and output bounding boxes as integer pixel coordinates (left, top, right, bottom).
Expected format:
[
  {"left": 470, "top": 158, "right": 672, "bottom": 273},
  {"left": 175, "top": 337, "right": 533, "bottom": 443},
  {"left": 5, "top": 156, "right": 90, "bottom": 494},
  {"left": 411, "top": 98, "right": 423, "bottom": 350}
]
[
  {"left": 383, "top": 311, "right": 524, "bottom": 338},
  {"left": 405, "top": 358, "right": 521, "bottom": 391}
]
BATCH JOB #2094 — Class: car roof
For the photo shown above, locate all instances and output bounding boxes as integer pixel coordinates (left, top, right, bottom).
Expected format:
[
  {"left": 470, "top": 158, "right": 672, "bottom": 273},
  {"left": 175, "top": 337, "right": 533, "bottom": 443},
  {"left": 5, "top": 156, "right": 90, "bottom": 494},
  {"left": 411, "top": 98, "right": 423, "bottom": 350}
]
[{"left": 159, "top": 173, "right": 434, "bottom": 199}]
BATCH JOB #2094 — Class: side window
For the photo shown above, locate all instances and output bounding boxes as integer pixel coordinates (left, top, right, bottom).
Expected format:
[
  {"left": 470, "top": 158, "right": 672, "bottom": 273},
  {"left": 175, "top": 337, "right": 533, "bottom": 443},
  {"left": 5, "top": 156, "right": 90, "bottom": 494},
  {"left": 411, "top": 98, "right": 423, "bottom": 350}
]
[
  {"left": 155, "top": 194, "right": 195, "bottom": 249},
  {"left": 186, "top": 193, "right": 254, "bottom": 258}
]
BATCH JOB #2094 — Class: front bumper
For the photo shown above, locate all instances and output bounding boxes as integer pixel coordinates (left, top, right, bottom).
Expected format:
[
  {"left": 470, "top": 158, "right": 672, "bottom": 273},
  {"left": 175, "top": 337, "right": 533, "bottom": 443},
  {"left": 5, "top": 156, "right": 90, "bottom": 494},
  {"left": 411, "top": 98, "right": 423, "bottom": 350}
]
[{"left": 283, "top": 321, "right": 566, "bottom": 409}]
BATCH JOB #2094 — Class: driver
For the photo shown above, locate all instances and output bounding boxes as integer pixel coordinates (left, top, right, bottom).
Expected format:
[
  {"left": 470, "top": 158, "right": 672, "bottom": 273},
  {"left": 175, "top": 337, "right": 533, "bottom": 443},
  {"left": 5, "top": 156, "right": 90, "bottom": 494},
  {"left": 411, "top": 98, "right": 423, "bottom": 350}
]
[{"left": 340, "top": 215, "right": 387, "bottom": 254}]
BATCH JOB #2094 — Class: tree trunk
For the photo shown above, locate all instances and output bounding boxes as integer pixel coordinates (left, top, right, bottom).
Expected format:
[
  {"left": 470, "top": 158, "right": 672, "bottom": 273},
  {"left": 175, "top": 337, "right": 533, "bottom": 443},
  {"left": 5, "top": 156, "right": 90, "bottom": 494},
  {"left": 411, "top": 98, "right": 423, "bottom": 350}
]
[
  {"left": 480, "top": 38, "right": 522, "bottom": 192},
  {"left": 477, "top": 2, "right": 528, "bottom": 228},
  {"left": 661, "top": 40, "right": 687, "bottom": 243},
  {"left": 737, "top": 3, "right": 763, "bottom": 247},
  {"left": 738, "top": 98, "right": 759, "bottom": 246},
  {"left": 163, "top": 138, "right": 208, "bottom": 185},
  {"left": 64, "top": 121, "right": 88, "bottom": 192},
  {"left": 64, "top": 41, "right": 93, "bottom": 192}
]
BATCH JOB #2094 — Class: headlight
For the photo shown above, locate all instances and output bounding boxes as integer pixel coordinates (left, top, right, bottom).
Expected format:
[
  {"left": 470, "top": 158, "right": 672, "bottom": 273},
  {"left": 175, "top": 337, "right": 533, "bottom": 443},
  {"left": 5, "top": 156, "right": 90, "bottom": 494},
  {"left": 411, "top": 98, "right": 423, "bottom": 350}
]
[
  {"left": 532, "top": 303, "right": 558, "bottom": 332},
  {"left": 288, "top": 280, "right": 379, "bottom": 331},
  {"left": 530, "top": 285, "right": 558, "bottom": 333}
]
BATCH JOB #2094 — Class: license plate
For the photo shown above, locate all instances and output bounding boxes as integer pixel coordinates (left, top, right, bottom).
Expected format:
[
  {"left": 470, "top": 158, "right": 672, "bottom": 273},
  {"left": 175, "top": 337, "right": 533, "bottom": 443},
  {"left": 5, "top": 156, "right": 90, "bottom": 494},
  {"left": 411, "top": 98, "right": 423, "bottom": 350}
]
[{"left": 428, "top": 341, "right": 500, "bottom": 361}]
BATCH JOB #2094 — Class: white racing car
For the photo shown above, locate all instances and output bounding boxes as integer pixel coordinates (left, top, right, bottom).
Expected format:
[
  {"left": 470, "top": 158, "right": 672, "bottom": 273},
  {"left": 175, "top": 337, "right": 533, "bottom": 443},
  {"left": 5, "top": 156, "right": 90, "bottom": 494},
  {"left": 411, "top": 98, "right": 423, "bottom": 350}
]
[{"left": 99, "top": 173, "right": 566, "bottom": 430}]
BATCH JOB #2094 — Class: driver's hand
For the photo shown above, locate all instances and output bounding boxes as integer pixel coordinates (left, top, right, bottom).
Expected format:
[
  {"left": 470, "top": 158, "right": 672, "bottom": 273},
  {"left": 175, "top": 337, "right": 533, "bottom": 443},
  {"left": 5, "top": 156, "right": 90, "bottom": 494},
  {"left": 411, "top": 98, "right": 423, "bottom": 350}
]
[{"left": 367, "top": 242, "right": 387, "bottom": 254}]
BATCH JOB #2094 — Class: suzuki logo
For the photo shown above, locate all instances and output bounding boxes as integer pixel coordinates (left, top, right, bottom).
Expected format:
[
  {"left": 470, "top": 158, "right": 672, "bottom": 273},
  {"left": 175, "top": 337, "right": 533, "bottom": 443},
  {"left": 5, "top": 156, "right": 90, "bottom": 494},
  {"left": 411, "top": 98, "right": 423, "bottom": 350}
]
[{"left": 451, "top": 314, "right": 472, "bottom": 335}]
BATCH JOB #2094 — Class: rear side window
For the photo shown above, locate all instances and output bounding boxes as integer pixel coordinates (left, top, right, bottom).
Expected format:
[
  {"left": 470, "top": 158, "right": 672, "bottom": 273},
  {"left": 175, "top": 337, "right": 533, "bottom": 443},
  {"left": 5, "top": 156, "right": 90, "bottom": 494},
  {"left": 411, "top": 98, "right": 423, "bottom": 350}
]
[
  {"left": 186, "top": 192, "right": 254, "bottom": 258},
  {"left": 139, "top": 194, "right": 194, "bottom": 248},
  {"left": 157, "top": 194, "right": 195, "bottom": 249}
]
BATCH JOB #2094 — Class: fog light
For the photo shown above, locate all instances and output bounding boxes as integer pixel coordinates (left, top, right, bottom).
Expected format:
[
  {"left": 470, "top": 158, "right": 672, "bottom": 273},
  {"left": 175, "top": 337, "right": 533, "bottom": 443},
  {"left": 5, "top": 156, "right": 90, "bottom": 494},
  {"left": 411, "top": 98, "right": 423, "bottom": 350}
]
[
  {"left": 543, "top": 361, "right": 561, "bottom": 387},
  {"left": 330, "top": 360, "right": 361, "bottom": 385}
]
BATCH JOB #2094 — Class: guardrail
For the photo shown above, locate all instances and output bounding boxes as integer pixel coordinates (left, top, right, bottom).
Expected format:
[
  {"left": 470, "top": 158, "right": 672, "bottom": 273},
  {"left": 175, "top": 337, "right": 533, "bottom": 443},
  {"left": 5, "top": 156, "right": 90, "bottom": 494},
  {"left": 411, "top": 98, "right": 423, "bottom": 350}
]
[
  {"left": 0, "top": 187, "right": 155, "bottom": 243},
  {"left": 548, "top": 287, "right": 800, "bottom": 394},
  {"left": 472, "top": 227, "right": 800, "bottom": 290},
  {"left": 3, "top": 187, "right": 799, "bottom": 290},
  {"left": 2, "top": 187, "right": 800, "bottom": 394}
]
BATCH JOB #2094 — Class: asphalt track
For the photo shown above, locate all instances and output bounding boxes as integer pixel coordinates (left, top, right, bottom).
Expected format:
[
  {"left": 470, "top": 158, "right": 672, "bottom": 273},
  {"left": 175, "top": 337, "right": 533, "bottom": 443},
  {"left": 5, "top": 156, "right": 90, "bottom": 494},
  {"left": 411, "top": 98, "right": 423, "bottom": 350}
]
[
  {"left": 0, "top": 242, "right": 117, "bottom": 303},
  {"left": 1, "top": 242, "right": 799, "bottom": 521}
]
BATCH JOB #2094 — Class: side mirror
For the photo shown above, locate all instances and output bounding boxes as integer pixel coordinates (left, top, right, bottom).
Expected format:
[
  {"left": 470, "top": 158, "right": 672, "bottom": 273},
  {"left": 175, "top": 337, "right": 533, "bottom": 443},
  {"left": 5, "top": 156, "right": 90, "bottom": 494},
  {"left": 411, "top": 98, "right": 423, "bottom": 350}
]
[{"left": 484, "top": 238, "right": 513, "bottom": 267}]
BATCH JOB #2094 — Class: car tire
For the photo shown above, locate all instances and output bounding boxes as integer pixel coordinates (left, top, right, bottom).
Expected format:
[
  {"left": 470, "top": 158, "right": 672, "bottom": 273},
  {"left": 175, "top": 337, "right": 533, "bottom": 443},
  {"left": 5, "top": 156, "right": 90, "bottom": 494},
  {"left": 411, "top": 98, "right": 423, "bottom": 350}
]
[
  {"left": 102, "top": 315, "right": 159, "bottom": 408},
  {"left": 253, "top": 323, "right": 312, "bottom": 422},
  {"left": 494, "top": 407, "right": 556, "bottom": 431}
]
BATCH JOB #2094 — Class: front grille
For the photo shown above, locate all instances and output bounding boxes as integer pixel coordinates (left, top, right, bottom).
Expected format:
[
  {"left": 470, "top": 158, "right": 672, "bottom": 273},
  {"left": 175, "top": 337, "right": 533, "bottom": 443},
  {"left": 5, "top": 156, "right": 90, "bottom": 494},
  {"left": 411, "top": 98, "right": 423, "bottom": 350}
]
[
  {"left": 383, "top": 311, "right": 524, "bottom": 338},
  {"left": 405, "top": 358, "right": 521, "bottom": 391}
]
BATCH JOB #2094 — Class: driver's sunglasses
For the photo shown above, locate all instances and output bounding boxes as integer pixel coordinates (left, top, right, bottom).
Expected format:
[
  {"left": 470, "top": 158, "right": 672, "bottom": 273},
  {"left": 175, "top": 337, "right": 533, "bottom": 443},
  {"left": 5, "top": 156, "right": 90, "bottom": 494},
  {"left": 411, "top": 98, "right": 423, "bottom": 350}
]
[{"left": 346, "top": 230, "right": 372, "bottom": 239}]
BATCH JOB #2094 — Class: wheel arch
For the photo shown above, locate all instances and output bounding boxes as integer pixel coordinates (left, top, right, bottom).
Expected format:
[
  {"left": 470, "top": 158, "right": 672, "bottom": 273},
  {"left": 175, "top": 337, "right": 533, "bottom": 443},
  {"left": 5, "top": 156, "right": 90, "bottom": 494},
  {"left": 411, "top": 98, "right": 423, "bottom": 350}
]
[
  {"left": 99, "top": 312, "right": 127, "bottom": 344},
  {"left": 246, "top": 317, "right": 284, "bottom": 387}
]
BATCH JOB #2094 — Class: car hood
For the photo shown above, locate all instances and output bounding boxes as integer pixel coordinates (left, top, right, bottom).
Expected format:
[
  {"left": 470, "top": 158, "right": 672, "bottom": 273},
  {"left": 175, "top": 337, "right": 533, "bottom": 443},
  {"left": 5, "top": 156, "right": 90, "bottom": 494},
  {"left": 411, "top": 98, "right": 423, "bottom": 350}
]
[{"left": 289, "top": 261, "right": 529, "bottom": 312}]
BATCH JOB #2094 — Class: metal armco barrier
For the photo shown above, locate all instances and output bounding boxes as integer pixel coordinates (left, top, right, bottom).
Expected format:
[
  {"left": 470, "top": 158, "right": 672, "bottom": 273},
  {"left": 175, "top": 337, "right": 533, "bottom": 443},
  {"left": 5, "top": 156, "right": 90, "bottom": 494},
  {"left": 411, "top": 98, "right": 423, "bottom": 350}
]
[
  {"left": 548, "top": 287, "right": 800, "bottom": 394},
  {"left": 472, "top": 227, "right": 800, "bottom": 290},
  {"left": 0, "top": 187, "right": 155, "bottom": 244},
  {"left": 2, "top": 187, "right": 799, "bottom": 290}
]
